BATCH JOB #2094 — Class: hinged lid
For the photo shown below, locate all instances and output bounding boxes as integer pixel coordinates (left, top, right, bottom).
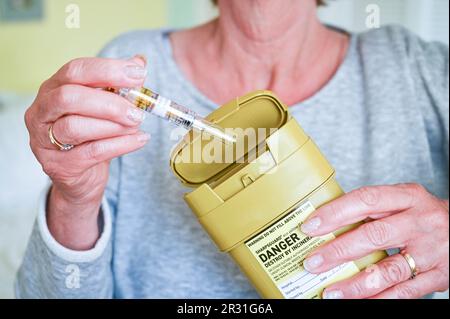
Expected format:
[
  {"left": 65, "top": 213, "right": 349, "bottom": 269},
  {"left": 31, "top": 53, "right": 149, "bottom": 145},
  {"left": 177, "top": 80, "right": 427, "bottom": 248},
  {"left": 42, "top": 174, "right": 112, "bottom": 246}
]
[{"left": 169, "top": 90, "right": 290, "bottom": 187}]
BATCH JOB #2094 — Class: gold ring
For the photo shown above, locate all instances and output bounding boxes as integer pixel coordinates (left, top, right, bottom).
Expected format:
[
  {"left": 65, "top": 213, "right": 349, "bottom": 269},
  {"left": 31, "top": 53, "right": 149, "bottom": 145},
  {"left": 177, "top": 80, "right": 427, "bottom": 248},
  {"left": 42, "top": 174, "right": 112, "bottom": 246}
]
[
  {"left": 48, "top": 124, "right": 74, "bottom": 151},
  {"left": 400, "top": 250, "right": 419, "bottom": 279}
]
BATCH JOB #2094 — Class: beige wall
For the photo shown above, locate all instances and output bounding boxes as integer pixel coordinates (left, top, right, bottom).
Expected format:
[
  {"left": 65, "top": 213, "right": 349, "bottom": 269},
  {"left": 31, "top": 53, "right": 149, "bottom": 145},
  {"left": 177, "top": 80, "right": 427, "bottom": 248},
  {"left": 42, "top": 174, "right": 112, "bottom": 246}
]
[
  {"left": 2, "top": 0, "right": 447, "bottom": 93},
  {"left": 0, "top": 0, "right": 167, "bottom": 93}
]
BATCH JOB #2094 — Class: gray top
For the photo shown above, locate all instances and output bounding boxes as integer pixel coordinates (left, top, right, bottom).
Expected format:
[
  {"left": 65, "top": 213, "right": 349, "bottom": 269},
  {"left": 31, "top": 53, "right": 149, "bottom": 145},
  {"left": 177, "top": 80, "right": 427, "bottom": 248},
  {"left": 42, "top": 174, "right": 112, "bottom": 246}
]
[{"left": 16, "top": 26, "right": 449, "bottom": 298}]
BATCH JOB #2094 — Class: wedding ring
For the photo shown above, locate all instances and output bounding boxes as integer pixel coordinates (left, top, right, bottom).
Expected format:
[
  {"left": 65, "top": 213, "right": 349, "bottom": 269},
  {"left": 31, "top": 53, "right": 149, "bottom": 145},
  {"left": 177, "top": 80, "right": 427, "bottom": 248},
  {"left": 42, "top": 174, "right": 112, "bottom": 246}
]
[
  {"left": 48, "top": 124, "right": 74, "bottom": 151},
  {"left": 400, "top": 250, "right": 419, "bottom": 279}
]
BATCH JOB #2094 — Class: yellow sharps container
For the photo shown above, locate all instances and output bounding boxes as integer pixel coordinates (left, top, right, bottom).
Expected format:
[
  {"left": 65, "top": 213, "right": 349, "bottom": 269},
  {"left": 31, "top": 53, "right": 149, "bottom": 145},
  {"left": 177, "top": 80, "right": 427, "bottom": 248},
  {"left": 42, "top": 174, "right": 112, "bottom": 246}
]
[{"left": 170, "top": 91, "right": 386, "bottom": 299}]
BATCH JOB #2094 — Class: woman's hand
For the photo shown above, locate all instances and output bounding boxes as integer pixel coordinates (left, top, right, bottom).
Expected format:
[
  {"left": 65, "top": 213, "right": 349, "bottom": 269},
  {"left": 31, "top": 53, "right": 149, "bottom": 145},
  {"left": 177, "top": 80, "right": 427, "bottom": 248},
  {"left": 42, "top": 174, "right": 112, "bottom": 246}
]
[
  {"left": 24, "top": 56, "right": 150, "bottom": 250},
  {"left": 300, "top": 183, "right": 449, "bottom": 299}
]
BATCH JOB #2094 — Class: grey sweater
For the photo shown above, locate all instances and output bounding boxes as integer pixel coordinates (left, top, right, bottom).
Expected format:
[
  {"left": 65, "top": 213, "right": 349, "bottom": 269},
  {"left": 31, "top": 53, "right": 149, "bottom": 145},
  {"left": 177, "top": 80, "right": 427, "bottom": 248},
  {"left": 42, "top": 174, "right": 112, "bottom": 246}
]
[{"left": 16, "top": 26, "right": 449, "bottom": 298}]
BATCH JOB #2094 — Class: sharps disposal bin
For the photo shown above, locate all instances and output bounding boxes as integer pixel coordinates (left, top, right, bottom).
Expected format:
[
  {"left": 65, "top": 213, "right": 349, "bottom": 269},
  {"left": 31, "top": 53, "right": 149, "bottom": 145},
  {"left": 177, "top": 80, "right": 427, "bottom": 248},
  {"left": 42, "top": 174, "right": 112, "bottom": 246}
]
[{"left": 170, "top": 91, "right": 386, "bottom": 299}]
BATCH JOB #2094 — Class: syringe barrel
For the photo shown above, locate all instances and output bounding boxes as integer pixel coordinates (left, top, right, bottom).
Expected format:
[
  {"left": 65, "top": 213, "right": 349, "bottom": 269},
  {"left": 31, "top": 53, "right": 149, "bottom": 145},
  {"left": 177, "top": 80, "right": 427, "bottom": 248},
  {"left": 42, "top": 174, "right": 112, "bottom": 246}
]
[
  {"left": 108, "top": 87, "right": 236, "bottom": 144},
  {"left": 116, "top": 88, "right": 191, "bottom": 128}
]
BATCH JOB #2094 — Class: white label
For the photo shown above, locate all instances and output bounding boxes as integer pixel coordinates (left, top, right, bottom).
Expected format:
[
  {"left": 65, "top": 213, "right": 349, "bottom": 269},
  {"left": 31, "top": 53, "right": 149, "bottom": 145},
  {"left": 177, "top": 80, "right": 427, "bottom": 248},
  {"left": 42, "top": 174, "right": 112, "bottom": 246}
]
[
  {"left": 153, "top": 95, "right": 171, "bottom": 118},
  {"left": 279, "top": 262, "right": 357, "bottom": 299},
  {"left": 245, "top": 201, "right": 360, "bottom": 299}
]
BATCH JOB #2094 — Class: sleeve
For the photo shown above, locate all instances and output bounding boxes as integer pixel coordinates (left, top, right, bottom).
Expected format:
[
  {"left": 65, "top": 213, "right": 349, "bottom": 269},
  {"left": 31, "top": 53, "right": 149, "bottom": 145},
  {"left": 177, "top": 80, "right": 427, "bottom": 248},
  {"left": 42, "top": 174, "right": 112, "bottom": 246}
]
[
  {"left": 387, "top": 25, "right": 450, "bottom": 198},
  {"left": 14, "top": 187, "right": 113, "bottom": 298},
  {"left": 14, "top": 33, "right": 131, "bottom": 298},
  {"left": 405, "top": 28, "right": 449, "bottom": 180},
  {"left": 15, "top": 159, "right": 119, "bottom": 299},
  {"left": 15, "top": 155, "right": 121, "bottom": 299},
  {"left": 409, "top": 33, "right": 449, "bottom": 167},
  {"left": 14, "top": 29, "right": 160, "bottom": 298}
]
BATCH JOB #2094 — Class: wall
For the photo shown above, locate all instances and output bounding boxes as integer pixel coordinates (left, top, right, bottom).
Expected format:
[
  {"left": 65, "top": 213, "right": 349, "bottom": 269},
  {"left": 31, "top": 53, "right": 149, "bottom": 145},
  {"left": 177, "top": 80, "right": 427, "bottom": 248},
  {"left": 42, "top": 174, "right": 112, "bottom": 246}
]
[
  {"left": 1, "top": 0, "right": 448, "bottom": 93},
  {"left": 0, "top": 0, "right": 167, "bottom": 92},
  {"left": 318, "top": 0, "right": 449, "bottom": 44},
  {"left": 169, "top": 0, "right": 450, "bottom": 44},
  {"left": 167, "top": 0, "right": 217, "bottom": 28}
]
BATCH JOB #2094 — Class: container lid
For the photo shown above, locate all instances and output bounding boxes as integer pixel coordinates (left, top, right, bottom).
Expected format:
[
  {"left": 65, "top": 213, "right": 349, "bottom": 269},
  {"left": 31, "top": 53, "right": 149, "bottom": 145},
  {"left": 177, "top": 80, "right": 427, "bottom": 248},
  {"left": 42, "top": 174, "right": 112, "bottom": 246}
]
[{"left": 169, "top": 90, "right": 289, "bottom": 187}]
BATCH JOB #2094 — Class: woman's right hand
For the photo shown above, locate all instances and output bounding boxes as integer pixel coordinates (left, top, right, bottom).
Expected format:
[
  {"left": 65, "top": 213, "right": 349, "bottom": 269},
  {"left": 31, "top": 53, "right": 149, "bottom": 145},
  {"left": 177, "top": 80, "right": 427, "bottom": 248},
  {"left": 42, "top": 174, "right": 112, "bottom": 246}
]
[{"left": 24, "top": 56, "right": 150, "bottom": 250}]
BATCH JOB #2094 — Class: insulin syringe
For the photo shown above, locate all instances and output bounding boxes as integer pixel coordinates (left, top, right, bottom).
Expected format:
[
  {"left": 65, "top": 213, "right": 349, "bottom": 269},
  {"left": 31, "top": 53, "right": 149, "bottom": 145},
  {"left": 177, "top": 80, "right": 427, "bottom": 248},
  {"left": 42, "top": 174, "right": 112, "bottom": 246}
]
[{"left": 107, "top": 87, "right": 236, "bottom": 144}]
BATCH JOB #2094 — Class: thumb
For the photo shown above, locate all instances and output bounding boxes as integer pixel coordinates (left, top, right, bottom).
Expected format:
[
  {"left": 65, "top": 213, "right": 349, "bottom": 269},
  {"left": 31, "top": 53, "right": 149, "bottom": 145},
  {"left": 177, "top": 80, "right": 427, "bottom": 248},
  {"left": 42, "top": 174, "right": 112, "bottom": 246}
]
[
  {"left": 129, "top": 54, "right": 147, "bottom": 67},
  {"left": 126, "top": 54, "right": 148, "bottom": 86}
]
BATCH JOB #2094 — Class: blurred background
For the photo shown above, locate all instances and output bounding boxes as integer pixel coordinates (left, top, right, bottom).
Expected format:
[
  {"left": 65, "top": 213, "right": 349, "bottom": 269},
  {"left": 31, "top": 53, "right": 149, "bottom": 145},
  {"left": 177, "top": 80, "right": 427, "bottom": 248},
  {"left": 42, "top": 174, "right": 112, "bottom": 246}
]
[{"left": 0, "top": 0, "right": 448, "bottom": 299}]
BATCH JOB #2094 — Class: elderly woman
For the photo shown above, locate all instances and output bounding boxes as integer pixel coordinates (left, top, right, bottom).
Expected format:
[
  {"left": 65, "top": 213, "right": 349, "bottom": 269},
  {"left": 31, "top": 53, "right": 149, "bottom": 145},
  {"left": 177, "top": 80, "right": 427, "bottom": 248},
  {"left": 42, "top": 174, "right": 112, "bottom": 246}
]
[{"left": 18, "top": 0, "right": 448, "bottom": 298}]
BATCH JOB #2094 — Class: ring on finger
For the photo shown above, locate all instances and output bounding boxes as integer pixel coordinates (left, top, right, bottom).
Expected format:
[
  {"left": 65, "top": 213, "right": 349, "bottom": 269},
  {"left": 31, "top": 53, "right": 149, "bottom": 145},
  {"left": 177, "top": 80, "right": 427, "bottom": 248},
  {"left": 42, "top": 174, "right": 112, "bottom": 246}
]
[
  {"left": 400, "top": 250, "right": 419, "bottom": 280},
  {"left": 48, "top": 123, "right": 74, "bottom": 151}
]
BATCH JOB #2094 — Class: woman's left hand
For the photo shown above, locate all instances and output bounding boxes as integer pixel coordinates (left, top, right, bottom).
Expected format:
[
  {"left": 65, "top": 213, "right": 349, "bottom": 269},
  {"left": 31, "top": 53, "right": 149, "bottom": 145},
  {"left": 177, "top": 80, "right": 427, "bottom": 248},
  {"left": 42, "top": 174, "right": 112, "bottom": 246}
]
[{"left": 300, "top": 183, "right": 449, "bottom": 299}]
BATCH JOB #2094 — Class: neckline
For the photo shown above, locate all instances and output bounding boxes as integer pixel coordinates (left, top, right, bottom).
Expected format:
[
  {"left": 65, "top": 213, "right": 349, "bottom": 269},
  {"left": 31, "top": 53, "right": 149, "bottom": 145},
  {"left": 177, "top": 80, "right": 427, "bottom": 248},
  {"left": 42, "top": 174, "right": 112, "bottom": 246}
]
[{"left": 158, "top": 29, "right": 358, "bottom": 112}]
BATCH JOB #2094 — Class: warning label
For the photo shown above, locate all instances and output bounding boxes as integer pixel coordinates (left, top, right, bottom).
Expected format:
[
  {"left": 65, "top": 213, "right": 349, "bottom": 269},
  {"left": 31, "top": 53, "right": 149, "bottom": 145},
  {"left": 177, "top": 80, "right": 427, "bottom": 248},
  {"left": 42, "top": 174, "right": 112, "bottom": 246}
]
[{"left": 245, "top": 201, "right": 359, "bottom": 299}]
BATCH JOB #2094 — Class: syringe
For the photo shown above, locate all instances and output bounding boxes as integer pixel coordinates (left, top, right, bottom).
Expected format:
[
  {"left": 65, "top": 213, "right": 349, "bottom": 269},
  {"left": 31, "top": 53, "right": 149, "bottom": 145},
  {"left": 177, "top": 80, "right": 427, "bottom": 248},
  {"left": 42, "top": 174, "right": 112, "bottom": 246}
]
[{"left": 106, "top": 87, "right": 236, "bottom": 144}]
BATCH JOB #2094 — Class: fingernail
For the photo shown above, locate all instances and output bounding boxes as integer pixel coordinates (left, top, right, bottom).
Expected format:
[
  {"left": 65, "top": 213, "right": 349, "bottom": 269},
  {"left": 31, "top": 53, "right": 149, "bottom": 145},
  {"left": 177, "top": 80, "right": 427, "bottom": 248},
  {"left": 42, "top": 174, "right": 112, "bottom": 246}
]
[
  {"left": 127, "top": 108, "right": 146, "bottom": 123},
  {"left": 137, "top": 132, "right": 150, "bottom": 143},
  {"left": 323, "top": 289, "right": 344, "bottom": 299},
  {"left": 133, "top": 54, "right": 147, "bottom": 66},
  {"left": 303, "top": 254, "right": 324, "bottom": 272},
  {"left": 125, "top": 64, "right": 147, "bottom": 79},
  {"left": 300, "top": 217, "right": 321, "bottom": 234}
]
